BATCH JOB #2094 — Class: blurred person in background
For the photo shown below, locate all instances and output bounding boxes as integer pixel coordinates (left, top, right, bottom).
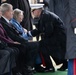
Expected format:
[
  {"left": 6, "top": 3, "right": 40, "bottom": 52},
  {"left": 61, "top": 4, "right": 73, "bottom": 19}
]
[
  {"left": 64, "top": 0, "right": 76, "bottom": 75},
  {"left": 43, "top": 0, "right": 66, "bottom": 27}
]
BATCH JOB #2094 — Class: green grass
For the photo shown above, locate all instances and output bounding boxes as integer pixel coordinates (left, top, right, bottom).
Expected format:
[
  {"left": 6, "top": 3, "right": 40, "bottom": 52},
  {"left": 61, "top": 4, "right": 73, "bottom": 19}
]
[{"left": 34, "top": 71, "right": 67, "bottom": 75}]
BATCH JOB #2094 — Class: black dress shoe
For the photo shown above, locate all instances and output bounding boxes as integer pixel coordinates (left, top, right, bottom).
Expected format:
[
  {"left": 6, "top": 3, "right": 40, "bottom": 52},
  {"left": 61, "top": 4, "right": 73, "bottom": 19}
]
[
  {"left": 15, "top": 72, "right": 22, "bottom": 75},
  {"left": 12, "top": 68, "right": 22, "bottom": 75},
  {"left": 58, "top": 67, "right": 67, "bottom": 71},
  {"left": 35, "top": 65, "right": 45, "bottom": 72},
  {"left": 58, "top": 68, "right": 67, "bottom": 71},
  {"left": 44, "top": 67, "right": 55, "bottom": 72},
  {"left": 22, "top": 66, "right": 33, "bottom": 75},
  {"left": 35, "top": 66, "right": 55, "bottom": 73},
  {"left": 28, "top": 67, "right": 36, "bottom": 74},
  {"left": 35, "top": 68, "right": 45, "bottom": 73},
  {"left": 58, "top": 61, "right": 67, "bottom": 71}
]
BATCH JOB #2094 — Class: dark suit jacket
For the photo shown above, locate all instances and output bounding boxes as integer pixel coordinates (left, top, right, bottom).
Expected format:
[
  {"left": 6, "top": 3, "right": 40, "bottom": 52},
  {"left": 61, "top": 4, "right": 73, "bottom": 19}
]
[
  {"left": 31, "top": 10, "right": 66, "bottom": 59},
  {"left": 6, "top": 0, "right": 32, "bottom": 30},
  {"left": 0, "top": 17, "right": 27, "bottom": 44}
]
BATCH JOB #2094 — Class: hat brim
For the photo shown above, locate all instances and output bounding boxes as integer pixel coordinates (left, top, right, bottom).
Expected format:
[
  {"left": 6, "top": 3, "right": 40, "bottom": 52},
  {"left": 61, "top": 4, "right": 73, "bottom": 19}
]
[{"left": 30, "top": 4, "right": 44, "bottom": 10}]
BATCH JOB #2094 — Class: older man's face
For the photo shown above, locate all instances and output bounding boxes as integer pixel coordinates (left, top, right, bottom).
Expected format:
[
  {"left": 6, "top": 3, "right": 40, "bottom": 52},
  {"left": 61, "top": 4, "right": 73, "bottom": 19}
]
[
  {"left": 32, "top": 9, "right": 40, "bottom": 18},
  {"left": 5, "top": 6, "right": 13, "bottom": 20}
]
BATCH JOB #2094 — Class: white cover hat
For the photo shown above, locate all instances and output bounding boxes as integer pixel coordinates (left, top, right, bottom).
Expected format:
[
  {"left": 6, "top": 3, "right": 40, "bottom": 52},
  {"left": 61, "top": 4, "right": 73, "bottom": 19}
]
[{"left": 30, "top": 4, "right": 44, "bottom": 10}]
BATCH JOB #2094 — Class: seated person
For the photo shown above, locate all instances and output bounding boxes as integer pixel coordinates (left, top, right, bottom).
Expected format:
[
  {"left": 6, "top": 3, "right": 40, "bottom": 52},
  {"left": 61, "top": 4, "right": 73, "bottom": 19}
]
[
  {"left": 0, "top": 3, "right": 39, "bottom": 75},
  {"left": 0, "top": 40, "right": 18, "bottom": 75},
  {"left": 10, "top": 8, "right": 32, "bottom": 40},
  {"left": 0, "top": 5, "right": 19, "bottom": 75},
  {"left": 0, "top": 24, "right": 22, "bottom": 75}
]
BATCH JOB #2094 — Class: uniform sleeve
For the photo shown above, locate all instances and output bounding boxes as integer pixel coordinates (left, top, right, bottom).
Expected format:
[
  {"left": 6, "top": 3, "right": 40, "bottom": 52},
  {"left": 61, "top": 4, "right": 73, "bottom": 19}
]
[
  {"left": 42, "top": 14, "right": 54, "bottom": 37},
  {"left": 69, "top": 0, "right": 76, "bottom": 28}
]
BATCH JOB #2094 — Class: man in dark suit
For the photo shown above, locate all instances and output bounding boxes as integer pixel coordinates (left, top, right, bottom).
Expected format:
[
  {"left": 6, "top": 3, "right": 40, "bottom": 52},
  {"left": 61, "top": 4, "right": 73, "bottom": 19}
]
[
  {"left": 0, "top": 3, "right": 39, "bottom": 75},
  {"left": 31, "top": 4, "right": 67, "bottom": 71},
  {"left": 0, "top": 4, "right": 19, "bottom": 75},
  {"left": 0, "top": 40, "right": 18, "bottom": 75},
  {"left": 5, "top": 0, "right": 32, "bottom": 30}
]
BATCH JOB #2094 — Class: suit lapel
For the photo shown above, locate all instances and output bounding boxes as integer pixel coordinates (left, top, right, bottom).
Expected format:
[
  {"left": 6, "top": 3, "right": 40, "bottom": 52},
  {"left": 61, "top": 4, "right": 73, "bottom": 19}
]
[
  {"left": 0, "top": 17, "right": 11, "bottom": 27},
  {"left": 0, "top": 17, "right": 20, "bottom": 35},
  {"left": 0, "top": 18, "right": 11, "bottom": 30}
]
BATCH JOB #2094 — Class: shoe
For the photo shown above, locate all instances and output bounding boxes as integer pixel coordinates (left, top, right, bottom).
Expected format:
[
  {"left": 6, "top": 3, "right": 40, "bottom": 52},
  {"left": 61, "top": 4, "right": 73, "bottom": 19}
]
[
  {"left": 58, "top": 60, "right": 67, "bottom": 71},
  {"left": 22, "top": 66, "right": 33, "bottom": 75},
  {"left": 35, "top": 65, "right": 45, "bottom": 72},
  {"left": 15, "top": 72, "right": 22, "bottom": 75},
  {"left": 44, "top": 67, "right": 55, "bottom": 72},
  {"left": 35, "top": 65, "right": 55, "bottom": 73},
  {"left": 12, "top": 72, "right": 22, "bottom": 75},
  {"left": 32, "top": 68, "right": 36, "bottom": 74},
  {"left": 58, "top": 67, "right": 67, "bottom": 71}
]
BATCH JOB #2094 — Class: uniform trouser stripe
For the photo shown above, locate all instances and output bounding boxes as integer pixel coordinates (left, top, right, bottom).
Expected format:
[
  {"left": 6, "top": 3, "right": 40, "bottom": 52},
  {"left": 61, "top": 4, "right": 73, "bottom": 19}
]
[{"left": 74, "top": 59, "right": 76, "bottom": 75}]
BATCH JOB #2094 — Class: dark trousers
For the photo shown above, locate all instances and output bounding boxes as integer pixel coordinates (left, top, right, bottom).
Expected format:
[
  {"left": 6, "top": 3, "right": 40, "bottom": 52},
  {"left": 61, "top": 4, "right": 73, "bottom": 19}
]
[
  {"left": 0, "top": 50, "right": 10, "bottom": 74},
  {"left": 8, "top": 41, "right": 39, "bottom": 70},
  {"left": 40, "top": 47, "right": 67, "bottom": 69},
  {"left": 40, "top": 45, "right": 67, "bottom": 69},
  {"left": 25, "top": 42, "right": 39, "bottom": 67},
  {"left": 0, "top": 47, "right": 18, "bottom": 75},
  {"left": 40, "top": 46, "right": 54, "bottom": 69}
]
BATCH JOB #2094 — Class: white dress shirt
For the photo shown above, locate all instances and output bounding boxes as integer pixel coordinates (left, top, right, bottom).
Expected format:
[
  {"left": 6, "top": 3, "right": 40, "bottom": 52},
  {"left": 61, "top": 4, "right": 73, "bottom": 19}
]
[{"left": 2, "top": 16, "right": 10, "bottom": 23}]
